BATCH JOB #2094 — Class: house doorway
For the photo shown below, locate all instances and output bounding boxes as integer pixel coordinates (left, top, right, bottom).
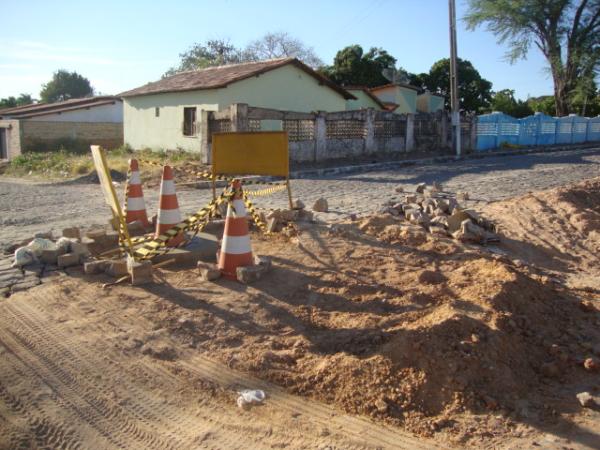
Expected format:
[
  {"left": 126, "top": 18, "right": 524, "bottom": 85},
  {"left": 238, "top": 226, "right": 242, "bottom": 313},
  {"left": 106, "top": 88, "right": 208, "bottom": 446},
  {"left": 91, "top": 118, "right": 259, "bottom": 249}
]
[{"left": 0, "top": 128, "right": 7, "bottom": 159}]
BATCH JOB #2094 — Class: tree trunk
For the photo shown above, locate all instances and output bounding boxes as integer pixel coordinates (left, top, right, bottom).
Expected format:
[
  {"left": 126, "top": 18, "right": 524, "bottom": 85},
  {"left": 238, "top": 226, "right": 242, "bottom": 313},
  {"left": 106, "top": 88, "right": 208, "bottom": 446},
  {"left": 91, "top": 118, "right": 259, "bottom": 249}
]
[
  {"left": 554, "top": 83, "right": 570, "bottom": 117},
  {"left": 550, "top": 62, "right": 570, "bottom": 117}
]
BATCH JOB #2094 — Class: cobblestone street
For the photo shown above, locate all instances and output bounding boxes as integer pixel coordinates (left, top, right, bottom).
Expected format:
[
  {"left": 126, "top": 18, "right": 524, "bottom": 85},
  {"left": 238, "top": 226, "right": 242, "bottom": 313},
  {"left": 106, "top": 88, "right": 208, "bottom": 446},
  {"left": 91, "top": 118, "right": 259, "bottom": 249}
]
[{"left": 1, "top": 147, "right": 599, "bottom": 248}]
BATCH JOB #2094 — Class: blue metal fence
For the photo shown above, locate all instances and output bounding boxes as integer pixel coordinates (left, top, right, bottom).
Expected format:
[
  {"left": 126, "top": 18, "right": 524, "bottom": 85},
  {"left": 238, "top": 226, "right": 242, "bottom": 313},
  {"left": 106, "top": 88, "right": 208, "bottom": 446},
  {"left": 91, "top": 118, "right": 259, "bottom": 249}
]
[{"left": 476, "top": 112, "right": 600, "bottom": 151}]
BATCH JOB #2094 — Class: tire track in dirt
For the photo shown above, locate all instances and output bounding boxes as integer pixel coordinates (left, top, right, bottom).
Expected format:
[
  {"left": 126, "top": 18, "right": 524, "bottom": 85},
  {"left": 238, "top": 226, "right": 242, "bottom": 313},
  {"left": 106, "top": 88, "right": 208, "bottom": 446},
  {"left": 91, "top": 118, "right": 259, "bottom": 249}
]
[
  {"left": 0, "top": 293, "right": 369, "bottom": 450},
  {"left": 0, "top": 303, "right": 206, "bottom": 450},
  {"left": 11, "top": 289, "right": 255, "bottom": 450},
  {"left": 0, "top": 337, "right": 84, "bottom": 450},
  {"left": 37, "top": 282, "right": 444, "bottom": 450},
  {"left": 0, "top": 281, "right": 445, "bottom": 449}
]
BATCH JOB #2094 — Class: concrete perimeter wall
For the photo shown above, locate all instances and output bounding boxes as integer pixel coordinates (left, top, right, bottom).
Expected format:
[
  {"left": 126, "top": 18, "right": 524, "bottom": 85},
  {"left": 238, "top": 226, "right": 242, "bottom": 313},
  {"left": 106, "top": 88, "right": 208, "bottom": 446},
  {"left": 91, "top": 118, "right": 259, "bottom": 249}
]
[{"left": 20, "top": 121, "right": 123, "bottom": 152}]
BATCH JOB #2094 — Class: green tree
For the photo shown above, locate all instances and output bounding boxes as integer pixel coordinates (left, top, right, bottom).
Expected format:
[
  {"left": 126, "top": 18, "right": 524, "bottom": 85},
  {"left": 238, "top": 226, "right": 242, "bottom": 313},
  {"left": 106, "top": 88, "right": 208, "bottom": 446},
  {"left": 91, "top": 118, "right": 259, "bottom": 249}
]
[
  {"left": 243, "top": 32, "right": 323, "bottom": 68},
  {"left": 0, "top": 93, "right": 36, "bottom": 109},
  {"left": 320, "top": 45, "right": 397, "bottom": 87},
  {"left": 40, "top": 70, "right": 93, "bottom": 103},
  {"left": 418, "top": 58, "right": 493, "bottom": 112},
  {"left": 570, "top": 73, "right": 599, "bottom": 115},
  {"left": 489, "top": 89, "right": 534, "bottom": 117},
  {"left": 528, "top": 96, "right": 558, "bottom": 115},
  {"left": 0, "top": 97, "right": 17, "bottom": 109},
  {"left": 464, "top": 0, "right": 600, "bottom": 117},
  {"left": 165, "top": 39, "right": 244, "bottom": 76},
  {"left": 16, "top": 93, "right": 35, "bottom": 106}
]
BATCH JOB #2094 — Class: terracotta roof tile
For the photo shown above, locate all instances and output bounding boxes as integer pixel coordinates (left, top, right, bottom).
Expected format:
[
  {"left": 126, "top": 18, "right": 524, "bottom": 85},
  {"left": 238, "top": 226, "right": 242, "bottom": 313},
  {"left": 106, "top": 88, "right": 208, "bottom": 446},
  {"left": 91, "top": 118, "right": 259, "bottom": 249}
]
[
  {"left": 119, "top": 58, "right": 356, "bottom": 100},
  {"left": 0, "top": 96, "right": 120, "bottom": 119},
  {"left": 370, "top": 82, "right": 420, "bottom": 92}
]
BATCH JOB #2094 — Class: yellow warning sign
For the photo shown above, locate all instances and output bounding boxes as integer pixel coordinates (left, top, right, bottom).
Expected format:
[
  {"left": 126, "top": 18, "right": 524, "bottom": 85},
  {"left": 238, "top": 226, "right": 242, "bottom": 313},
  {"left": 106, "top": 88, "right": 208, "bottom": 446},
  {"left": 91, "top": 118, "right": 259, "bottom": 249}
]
[{"left": 212, "top": 131, "right": 289, "bottom": 177}]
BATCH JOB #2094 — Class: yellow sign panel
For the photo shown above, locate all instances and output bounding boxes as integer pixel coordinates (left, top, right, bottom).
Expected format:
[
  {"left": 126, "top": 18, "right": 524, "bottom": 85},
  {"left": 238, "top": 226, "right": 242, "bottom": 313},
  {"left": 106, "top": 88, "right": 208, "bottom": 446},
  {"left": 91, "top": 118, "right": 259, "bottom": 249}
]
[{"left": 212, "top": 131, "right": 289, "bottom": 177}]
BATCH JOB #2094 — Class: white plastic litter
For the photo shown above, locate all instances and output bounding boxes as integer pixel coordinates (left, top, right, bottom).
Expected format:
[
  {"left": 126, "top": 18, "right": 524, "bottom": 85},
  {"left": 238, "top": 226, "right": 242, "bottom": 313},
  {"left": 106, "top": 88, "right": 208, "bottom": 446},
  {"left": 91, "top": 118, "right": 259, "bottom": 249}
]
[
  {"left": 56, "top": 237, "right": 75, "bottom": 253},
  {"left": 12, "top": 246, "right": 35, "bottom": 267},
  {"left": 27, "top": 238, "right": 57, "bottom": 257},
  {"left": 237, "top": 389, "right": 266, "bottom": 408}
]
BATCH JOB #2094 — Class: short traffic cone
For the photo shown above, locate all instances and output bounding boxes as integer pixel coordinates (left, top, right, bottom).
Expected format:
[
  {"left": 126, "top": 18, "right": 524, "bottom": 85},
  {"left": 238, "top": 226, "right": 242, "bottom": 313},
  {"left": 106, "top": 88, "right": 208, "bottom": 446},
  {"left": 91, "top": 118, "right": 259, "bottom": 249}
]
[
  {"left": 124, "top": 159, "right": 149, "bottom": 227},
  {"left": 155, "top": 165, "right": 184, "bottom": 247},
  {"left": 218, "top": 180, "right": 254, "bottom": 279}
]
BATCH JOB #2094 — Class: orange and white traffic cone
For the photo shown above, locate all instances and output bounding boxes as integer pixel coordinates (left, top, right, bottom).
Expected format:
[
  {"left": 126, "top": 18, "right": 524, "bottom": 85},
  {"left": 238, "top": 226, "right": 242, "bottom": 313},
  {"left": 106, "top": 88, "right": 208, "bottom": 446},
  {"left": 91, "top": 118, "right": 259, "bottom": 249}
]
[
  {"left": 155, "top": 165, "right": 185, "bottom": 247},
  {"left": 218, "top": 180, "right": 254, "bottom": 279},
  {"left": 124, "top": 158, "right": 149, "bottom": 227}
]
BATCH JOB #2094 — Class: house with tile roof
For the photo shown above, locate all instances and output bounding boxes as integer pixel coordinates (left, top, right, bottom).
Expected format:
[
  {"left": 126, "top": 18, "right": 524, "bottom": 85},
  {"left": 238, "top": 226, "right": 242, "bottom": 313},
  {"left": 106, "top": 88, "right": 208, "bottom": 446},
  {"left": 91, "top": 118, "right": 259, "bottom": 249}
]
[
  {"left": 343, "top": 87, "right": 386, "bottom": 111},
  {"left": 369, "top": 83, "right": 420, "bottom": 114},
  {"left": 0, "top": 96, "right": 123, "bottom": 161},
  {"left": 119, "top": 57, "right": 356, "bottom": 152}
]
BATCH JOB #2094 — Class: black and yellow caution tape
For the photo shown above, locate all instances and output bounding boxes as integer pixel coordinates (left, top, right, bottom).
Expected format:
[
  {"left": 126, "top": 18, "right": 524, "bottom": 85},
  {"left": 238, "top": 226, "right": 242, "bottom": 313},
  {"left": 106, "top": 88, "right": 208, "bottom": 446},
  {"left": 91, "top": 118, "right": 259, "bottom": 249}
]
[
  {"left": 242, "top": 193, "right": 270, "bottom": 234},
  {"left": 244, "top": 183, "right": 288, "bottom": 197},
  {"left": 137, "top": 158, "right": 287, "bottom": 190},
  {"left": 132, "top": 189, "right": 236, "bottom": 260}
]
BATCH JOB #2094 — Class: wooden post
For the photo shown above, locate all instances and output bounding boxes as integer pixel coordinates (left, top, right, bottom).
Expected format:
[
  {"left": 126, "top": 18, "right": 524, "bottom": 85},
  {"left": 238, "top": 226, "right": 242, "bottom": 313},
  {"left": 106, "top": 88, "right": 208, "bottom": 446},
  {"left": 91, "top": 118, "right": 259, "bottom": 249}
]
[{"left": 286, "top": 179, "right": 293, "bottom": 209}]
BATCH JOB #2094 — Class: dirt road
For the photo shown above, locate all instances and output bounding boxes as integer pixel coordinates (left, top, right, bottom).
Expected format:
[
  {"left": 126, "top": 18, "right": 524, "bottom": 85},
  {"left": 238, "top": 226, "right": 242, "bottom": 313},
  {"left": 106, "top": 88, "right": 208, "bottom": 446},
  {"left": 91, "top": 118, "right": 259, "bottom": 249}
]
[
  {"left": 0, "top": 282, "right": 437, "bottom": 450},
  {"left": 1, "top": 148, "right": 600, "bottom": 449},
  {"left": 1, "top": 147, "right": 599, "bottom": 248}
]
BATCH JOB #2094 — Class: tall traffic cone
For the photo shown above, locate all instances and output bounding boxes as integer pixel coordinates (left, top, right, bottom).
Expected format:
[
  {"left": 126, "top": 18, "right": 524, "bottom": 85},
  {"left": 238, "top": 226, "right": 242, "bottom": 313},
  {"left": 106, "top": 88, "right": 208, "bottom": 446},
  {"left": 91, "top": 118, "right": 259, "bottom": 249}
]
[
  {"left": 218, "top": 180, "right": 254, "bottom": 279},
  {"left": 124, "top": 158, "right": 149, "bottom": 227},
  {"left": 155, "top": 165, "right": 185, "bottom": 247}
]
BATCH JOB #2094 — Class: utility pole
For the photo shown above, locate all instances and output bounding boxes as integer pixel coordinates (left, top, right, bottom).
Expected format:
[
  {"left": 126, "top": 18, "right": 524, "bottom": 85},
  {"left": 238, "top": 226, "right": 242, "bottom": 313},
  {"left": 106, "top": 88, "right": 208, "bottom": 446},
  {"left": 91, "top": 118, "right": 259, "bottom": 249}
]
[{"left": 448, "top": 0, "right": 461, "bottom": 157}]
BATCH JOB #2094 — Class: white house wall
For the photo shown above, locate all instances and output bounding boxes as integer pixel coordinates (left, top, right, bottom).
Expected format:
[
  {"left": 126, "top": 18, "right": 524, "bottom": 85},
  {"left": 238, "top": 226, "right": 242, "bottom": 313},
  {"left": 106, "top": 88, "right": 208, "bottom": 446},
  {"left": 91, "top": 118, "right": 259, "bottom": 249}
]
[
  {"left": 27, "top": 102, "right": 123, "bottom": 123},
  {"left": 123, "top": 64, "right": 348, "bottom": 151}
]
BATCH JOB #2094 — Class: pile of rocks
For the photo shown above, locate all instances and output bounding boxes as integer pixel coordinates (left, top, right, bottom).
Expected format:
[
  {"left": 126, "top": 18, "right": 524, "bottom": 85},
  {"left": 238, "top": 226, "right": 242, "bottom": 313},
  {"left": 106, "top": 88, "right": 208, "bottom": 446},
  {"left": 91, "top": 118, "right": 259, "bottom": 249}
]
[
  {"left": 260, "top": 200, "right": 314, "bottom": 234},
  {"left": 1, "top": 227, "right": 98, "bottom": 297},
  {"left": 381, "top": 183, "right": 499, "bottom": 244},
  {"left": 1, "top": 224, "right": 156, "bottom": 298}
]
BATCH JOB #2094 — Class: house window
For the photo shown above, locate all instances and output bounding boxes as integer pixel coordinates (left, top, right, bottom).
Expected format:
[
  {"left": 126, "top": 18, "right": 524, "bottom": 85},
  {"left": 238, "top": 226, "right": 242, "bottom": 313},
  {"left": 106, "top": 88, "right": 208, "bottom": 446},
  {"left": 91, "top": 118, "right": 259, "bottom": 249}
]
[
  {"left": 183, "top": 107, "right": 196, "bottom": 136},
  {"left": 155, "top": 107, "right": 160, "bottom": 117}
]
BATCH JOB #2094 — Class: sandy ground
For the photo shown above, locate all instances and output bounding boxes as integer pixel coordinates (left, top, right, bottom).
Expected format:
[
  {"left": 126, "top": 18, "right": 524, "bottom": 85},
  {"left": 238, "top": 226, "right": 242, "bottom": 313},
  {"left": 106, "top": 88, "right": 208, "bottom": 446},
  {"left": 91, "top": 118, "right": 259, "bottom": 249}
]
[
  {"left": 1, "top": 147, "right": 599, "bottom": 249},
  {"left": 1, "top": 179, "right": 600, "bottom": 448},
  {"left": 0, "top": 158, "right": 599, "bottom": 449}
]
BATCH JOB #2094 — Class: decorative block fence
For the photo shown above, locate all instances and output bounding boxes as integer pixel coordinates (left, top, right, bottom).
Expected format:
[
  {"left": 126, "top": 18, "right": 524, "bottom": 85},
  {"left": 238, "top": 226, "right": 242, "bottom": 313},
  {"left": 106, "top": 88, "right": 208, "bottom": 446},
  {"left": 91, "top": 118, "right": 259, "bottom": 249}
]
[
  {"left": 476, "top": 112, "right": 600, "bottom": 151},
  {"left": 201, "top": 103, "right": 477, "bottom": 164}
]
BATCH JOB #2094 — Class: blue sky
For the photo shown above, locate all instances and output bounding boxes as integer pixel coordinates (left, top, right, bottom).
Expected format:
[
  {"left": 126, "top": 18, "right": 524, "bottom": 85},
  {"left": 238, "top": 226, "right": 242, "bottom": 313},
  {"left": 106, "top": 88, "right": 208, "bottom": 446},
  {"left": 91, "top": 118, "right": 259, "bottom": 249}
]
[{"left": 1, "top": 0, "right": 553, "bottom": 100}]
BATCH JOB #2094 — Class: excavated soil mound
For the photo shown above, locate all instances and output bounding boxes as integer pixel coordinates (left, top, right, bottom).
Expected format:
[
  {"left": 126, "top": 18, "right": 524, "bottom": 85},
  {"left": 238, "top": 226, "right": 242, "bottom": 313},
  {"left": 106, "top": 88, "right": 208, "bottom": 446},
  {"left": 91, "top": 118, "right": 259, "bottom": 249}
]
[
  {"left": 39, "top": 178, "right": 600, "bottom": 447},
  {"left": 483, "top": 176, "right": 600, "bottom": 291},
  {"left": 129, "top": 180, "right": 599, "bottom": 447}
]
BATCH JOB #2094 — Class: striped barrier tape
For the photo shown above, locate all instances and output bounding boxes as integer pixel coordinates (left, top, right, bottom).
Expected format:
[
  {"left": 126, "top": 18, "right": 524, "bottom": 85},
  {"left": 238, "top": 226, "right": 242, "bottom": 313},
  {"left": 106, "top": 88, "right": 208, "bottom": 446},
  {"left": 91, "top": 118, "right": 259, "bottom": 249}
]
[
  {"left": 244, "top": 183, "right": 288, "bottom": 197},
  {"left": 132, "top": 190, "right": 232, "bottom": 260},
  {"left": 242, "top": 193, "right": 270, "bottom": 235},
  {"left": 136, "top": 158, "right": 287, "bottom": 190},
  {"left": 242, "top": 193, "right": 296, "bottom": 236}
]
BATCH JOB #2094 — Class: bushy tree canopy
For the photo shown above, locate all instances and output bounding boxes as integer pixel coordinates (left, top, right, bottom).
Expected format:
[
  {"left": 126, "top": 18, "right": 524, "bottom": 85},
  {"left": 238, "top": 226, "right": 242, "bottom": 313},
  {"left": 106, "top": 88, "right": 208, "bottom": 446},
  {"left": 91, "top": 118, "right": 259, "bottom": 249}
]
[
  {"left": 243, "top": 32, "right": 323, "bottom": 68},
  {"left": 319, "top": 45, "right": 398, "bottom": 87},
  {"left": 0, "top": 93, "right": 36, "bottom": 109},
  {"left": 165, "top": 33, "right": 323, "bottom": 76},
  {"left": 164, "top": 39, "right": 243, "bottom": 76},
  {"left": 488, "top": 89, "right": 534, "bottom": 117},
  {"left": 415, "top": 58, "right": 493, "bottom": 113},
  {"left": 464, "top": 0, "right": 600, "bottom": 116},
  {"left": 40, "top": 70, "right": 93, "bottom": 103}
]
